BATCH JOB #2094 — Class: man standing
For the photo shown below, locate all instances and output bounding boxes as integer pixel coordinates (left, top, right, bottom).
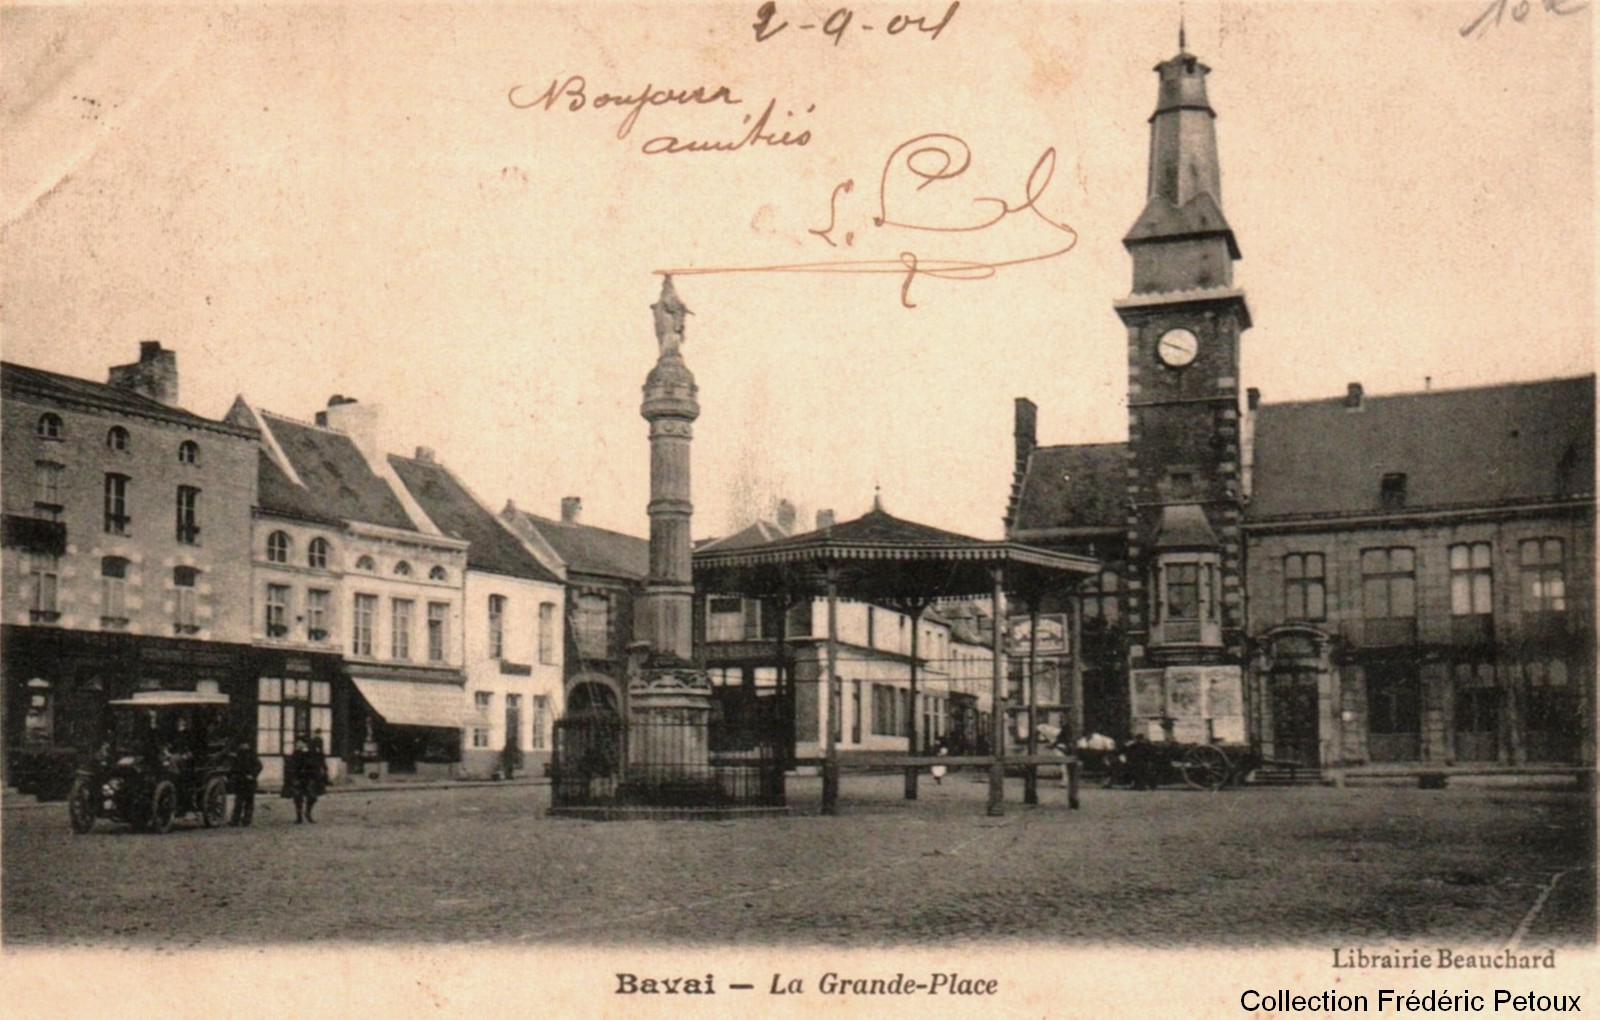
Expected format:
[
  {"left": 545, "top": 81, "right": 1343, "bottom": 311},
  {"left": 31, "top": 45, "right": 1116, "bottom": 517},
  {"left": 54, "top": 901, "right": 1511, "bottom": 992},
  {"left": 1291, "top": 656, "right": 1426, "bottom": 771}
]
[{"left": 229, "top": 740, "right": 263, "bottom": 827}]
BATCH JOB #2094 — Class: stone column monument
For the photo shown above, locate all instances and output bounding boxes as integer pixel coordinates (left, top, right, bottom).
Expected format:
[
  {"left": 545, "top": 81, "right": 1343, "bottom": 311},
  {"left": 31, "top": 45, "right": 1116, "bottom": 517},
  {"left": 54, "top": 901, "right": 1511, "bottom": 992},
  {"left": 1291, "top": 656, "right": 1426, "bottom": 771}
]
[{"left": 627, "top": 276, "right": 715, "bottom": 800}]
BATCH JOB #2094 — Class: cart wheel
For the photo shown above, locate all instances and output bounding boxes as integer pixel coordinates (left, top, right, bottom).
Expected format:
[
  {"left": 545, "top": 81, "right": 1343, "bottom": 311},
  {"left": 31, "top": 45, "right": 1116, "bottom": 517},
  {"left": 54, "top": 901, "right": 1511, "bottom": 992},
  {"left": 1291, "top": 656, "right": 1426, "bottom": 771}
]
[
  {"left": 200, "top": 776, "right": 229, "bottom": 828},
  {"left": 1182, "top": 745, "right": 1231, "bottom": 791},
  {"left": 68, "top": 778, "right": 96, "bottom": 834},
  {"left": 149, "top": 780, "right": 177, "bottom": 834}
]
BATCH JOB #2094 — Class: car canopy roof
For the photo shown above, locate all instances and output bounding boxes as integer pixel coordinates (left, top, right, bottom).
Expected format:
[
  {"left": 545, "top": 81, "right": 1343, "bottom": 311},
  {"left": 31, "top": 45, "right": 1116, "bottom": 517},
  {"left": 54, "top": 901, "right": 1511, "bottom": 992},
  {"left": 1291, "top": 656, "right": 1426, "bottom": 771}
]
[{"left": 107, "top": 692, "right": 231, "bottom": 708}]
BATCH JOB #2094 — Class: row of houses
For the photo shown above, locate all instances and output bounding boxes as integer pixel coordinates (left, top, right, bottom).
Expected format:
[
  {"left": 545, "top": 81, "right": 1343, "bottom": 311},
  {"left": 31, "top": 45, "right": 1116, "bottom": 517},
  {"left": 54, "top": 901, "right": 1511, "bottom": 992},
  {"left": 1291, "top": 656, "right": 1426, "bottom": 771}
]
[
  {"left": 2, "top": 342, "right": 1010, "bottom": 793},
  {"left": 1, "top": 342, "right": 653, "bottom": 790}
]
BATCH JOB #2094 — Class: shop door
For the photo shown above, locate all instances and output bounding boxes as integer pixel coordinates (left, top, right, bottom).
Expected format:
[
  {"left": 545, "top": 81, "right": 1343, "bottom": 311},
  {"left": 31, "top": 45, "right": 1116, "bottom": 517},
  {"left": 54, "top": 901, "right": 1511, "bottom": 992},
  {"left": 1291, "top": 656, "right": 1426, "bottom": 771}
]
[
  {"left": 1366, "top": 662, "right": 1421, "bottom": 762},
  {"left": 1270, "top": 670, "right": 1320, "bottom": 766},
  {"left": 1453, "top": 688, "right": 1499, "bottom": 762}
]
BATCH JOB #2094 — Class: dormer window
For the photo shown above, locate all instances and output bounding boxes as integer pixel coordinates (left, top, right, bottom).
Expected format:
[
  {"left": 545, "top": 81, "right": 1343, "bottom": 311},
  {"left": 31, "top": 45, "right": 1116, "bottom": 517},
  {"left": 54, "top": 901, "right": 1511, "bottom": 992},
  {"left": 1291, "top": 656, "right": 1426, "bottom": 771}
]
[{"left": 1380, "top": 473, "right": 1407, "bottom": 510}]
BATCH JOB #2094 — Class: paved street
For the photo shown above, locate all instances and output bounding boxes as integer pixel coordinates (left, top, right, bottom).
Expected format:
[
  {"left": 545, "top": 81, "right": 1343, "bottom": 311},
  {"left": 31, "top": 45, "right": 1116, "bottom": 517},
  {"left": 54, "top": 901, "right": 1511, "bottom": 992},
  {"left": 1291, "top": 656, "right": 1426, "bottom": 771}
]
[{"left": 3, "top": 775, "right": 1591, "bottom": 948}]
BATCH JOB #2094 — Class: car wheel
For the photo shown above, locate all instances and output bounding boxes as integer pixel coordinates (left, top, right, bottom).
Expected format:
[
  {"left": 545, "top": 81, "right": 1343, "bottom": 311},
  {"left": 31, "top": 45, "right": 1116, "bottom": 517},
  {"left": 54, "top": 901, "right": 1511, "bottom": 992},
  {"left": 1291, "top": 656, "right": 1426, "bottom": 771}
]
[
  {"left": 149, "top": 780, "right": 177, "bottom": 834},
  {"left": 68, "top": 778, "right": 96, "bottom": 834},
  {"left": 200, "top": 776, "right": 228, "bottom": 828}
]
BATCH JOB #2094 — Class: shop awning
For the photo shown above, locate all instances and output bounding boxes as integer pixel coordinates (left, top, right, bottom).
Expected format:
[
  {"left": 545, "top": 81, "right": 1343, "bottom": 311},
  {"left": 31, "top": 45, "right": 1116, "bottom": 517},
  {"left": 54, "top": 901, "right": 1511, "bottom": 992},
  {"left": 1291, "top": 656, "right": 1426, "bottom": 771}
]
[{"left": 352, "top": 677, "right": 466, "bottom": 729}]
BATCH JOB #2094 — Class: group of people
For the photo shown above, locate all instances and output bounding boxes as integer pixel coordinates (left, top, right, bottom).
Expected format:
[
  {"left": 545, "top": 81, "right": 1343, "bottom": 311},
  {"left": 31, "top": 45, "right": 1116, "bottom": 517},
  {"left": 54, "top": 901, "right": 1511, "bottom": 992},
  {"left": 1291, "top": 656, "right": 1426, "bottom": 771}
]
[{"left": 225, "top": 731, "right": 328, "bottom": 826}]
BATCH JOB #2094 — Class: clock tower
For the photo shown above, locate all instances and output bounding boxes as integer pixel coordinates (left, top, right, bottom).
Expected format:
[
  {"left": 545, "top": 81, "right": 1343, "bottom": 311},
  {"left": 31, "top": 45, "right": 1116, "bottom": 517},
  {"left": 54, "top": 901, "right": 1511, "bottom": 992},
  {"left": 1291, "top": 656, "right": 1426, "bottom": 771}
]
[{"left": 1113, "top": 35, "right": 1251, "bottom": 739}]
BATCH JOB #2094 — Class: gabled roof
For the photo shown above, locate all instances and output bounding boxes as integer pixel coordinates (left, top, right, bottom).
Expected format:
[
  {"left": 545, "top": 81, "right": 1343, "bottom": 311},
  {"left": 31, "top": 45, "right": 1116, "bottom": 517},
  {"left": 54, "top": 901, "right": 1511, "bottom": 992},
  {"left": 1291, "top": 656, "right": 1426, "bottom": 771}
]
[
  {"left": 1247, "top": 376, "right": 1595, "bottom": 521},
  {"left": 388, "top": 455, "right": 561, "bottom": 584},
  {"left": 256, "top": 450, "right": 341, "bottom": 525},
  {"left": 259, "top": 412, "right": 416, "bottom": 531},
  {"left": 697, "top": 519, "right": 789, "bottom": 553},
  {"left": 1010, "top": 442, "right": 1129, "bottom": 533},
  {"left": 1, "top": 361, "right": 256, "bottom": 438},
  {"left": 510, "top": 511, "right": 649, "bottom": 582}
]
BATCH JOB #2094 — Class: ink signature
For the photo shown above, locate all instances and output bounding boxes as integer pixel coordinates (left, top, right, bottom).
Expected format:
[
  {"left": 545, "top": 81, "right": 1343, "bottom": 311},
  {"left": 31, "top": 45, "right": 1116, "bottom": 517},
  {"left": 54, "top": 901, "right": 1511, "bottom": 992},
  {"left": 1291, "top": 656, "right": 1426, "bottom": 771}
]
[
  {"left": 1460, "top": 0, "right": 1588, "bottom": 38},
  {"left": 658, "top": 133, "right": 1078, "bottom": 308}
]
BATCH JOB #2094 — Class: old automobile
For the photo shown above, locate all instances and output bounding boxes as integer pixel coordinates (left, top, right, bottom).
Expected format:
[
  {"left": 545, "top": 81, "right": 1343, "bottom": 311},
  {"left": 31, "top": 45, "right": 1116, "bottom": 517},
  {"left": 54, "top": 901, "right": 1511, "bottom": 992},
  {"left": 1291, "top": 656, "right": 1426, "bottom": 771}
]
[{"left": 68, "top": 691, "right": 234, "bottom": 834}]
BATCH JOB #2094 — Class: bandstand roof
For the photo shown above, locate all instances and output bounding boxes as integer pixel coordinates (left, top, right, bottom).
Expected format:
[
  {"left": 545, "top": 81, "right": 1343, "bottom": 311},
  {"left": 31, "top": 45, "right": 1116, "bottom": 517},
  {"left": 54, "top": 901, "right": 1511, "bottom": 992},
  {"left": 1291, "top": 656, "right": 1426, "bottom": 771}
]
[{"left": 693, "top": 506, "right": 1099, "bottom": 603}]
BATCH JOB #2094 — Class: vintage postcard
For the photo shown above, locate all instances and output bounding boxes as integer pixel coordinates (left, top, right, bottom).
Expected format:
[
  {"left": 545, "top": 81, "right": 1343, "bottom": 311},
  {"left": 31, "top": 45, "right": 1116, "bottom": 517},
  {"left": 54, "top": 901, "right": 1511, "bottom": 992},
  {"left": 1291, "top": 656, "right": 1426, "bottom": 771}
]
[{"left": 1, "top": 0, "right": 1593, "bottom": 1016}]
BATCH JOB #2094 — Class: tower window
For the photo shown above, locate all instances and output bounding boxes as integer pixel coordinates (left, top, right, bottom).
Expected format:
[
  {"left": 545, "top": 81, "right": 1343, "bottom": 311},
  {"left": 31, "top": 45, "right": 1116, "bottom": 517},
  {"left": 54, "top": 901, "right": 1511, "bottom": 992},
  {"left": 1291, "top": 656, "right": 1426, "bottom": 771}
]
[{"left": 1380, "top": 473, "right": 1408, "bottom": 510}]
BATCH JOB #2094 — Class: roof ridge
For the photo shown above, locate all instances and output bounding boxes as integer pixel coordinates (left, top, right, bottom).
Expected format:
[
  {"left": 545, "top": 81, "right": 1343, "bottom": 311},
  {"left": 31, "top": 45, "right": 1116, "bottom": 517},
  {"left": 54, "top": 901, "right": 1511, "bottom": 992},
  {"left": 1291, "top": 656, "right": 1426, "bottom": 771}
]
[
  {"left": 260, "top": 408, "right": 347, "bottom": 433},
  {"left": 1259, "top": 374, "right": 1595, "bottom": 410}
]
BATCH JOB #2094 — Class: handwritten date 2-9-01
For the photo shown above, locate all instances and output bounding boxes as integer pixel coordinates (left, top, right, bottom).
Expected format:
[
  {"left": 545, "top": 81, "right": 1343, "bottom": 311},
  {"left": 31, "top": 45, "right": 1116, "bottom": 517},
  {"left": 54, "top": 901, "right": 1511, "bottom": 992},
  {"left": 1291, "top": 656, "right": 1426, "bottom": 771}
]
[{"left": 752, "top": 1, "right": 959, "bottom": 45}]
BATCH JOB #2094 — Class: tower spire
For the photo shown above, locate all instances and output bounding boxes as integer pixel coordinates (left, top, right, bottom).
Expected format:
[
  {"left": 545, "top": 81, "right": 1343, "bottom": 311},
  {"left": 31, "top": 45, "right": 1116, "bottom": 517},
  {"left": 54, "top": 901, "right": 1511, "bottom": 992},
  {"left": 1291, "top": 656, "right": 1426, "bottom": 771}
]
[{"left": 1179, "top": 3, "right": 1187, "bottom": 52}]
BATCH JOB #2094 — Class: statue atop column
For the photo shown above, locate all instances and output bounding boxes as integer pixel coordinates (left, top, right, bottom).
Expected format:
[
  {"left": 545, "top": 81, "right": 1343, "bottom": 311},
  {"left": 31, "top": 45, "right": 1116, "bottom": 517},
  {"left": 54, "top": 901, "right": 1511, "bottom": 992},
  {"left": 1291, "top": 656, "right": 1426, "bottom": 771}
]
[{"left": 651, "top": 274, "right": 691, "bottom": 358}]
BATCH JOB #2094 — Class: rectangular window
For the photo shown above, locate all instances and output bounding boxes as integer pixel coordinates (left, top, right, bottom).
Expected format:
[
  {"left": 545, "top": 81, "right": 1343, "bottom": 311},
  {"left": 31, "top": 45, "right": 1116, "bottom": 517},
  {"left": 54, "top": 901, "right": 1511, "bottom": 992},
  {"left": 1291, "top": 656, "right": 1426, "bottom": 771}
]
[
  {"left": 307, "top": 589, "right": 330, "bottom": 642},
  {"left": 1520, "top": 538, "right": 1566, "bottom": 613},
  {"left": 530, "top": 695, "right": 550, "bottom": 751},
  {"left": 488, "top": 594, "right": 506, "bottom": 658},
  {"left": 101, "top": 557, "right": 129, "bottom": 624},
  {"left": 1283, "top": 553, "right": 1326, "bottom": 621},
  {"left": 175, "top": 485, "right": 200, "bottom": 544},
  {"left": 391, "top": 598, "right": 413, "bottom": 660},
  {"left": 1449, "top": 542, "right": 1494, "bottom": 616},
  {"left": 1166, "top": 563, "right": 1200, "bottom": 620},
  {"left": 266, "top": 584, "right": 290, "bottom": 638},
  {"left": 1380, "top": 472, "right": 1408, "bottom": 510},
  {"left": 707, "top": 596, "right": 744, "bottom": 642},
  {"left": 575, "top": 593, "right": 610, "bottom": 660},
  {"left": 353, "top": 594, "right": 377, "bottom": 656},
  {"left": 30, "top": 553, "right": 60, "bottom": 619},
  {"left": 471, "top": 727, "right": 490, "bottom": 749},
  {"left": 538, "top": 602, "right": 557, "bottom": 663},
  {"left": 1081, "top": 570, "right": 1121, "bottom": 623},
  {"left": 174, "top": 567, "right": 199, "bottom": 633},
  {"left": 1361, "top": 547, "right": 1416, "bottom": 618},
  {"left": 428, "top": 602, "right": 448, "bottom": 662},
  {"left": 104, "top": 474, "right": 130, "bottom": 535},
  {"left": 34, "top": 461, "right": 64, "bottom": 513}
]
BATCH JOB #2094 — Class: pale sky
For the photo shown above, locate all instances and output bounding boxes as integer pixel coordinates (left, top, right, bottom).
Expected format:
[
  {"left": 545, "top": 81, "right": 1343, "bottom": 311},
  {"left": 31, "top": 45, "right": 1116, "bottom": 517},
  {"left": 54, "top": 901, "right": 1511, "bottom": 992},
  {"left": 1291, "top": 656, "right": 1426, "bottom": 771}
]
[{"left": 3, "top": 1, "right": 1593, "bottom": 542}]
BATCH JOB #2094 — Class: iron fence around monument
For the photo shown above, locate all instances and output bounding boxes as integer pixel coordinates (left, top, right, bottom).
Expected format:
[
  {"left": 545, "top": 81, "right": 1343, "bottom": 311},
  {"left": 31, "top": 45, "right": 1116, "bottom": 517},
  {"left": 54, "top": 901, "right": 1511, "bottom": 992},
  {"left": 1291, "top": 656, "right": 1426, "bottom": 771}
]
[{"left": 550, "top": 713, "right": 787, "bottom": 809}]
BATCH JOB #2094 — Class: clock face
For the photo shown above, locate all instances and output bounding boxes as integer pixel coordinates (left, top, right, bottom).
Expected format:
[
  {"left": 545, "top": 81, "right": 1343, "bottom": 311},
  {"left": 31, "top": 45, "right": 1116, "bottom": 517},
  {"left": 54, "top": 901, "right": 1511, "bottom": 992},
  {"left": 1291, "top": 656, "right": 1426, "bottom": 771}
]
[{"left": 1157, "top": 327, "right": 1200, "bottom": 368}]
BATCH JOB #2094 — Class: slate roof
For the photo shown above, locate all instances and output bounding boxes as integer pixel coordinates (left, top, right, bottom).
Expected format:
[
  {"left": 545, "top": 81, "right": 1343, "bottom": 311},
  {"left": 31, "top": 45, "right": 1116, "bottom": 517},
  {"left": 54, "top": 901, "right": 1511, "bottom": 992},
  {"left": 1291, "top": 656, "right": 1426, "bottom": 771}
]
[
  {"left": 255, "top": 450, "right": 340, "bottom": 525},
  {"left": 2, "top": 361, "right": 255, "bottom": 437},
  {"left": 1010, "top": 442, "right": 1129, "bottom": 533},
  {"left": 697, "top": 520, "right": 789, "bottom": 553},
  {"left": 389, "top": 455, "right": 561, "bottom": 584},
  {"left": 260, "top": 413, "right": 416, "bottom": 531},
  {"left": 511, "top": 511, "right": 649, "bottom": 582},
  {"left": 1247, "top": 376, "right": 1595, "bottom": 521},
  {"left": 1123, "top": 193, "right": 1240, "bottom": 257}
]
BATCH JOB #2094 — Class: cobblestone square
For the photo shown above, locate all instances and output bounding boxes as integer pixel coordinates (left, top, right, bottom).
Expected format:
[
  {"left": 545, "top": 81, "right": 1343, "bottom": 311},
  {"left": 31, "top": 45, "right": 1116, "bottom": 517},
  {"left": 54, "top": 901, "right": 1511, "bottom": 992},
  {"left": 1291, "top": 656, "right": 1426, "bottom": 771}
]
[{"left": 3, "top": 775, "right": 1591, "bottom": 948}]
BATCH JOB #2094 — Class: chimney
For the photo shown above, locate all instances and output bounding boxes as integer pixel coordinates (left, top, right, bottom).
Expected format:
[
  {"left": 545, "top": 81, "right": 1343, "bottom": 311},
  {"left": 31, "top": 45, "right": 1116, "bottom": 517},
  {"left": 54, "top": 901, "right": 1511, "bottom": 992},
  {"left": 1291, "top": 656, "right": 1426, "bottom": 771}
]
[
  {"left": 317, "top": 395, "right": 384, "bottom": 463},
  {"left": 775, "top": 499, "right": 796, "bottom": 535},
  {"left": 816, "top": 509, "right": 836, "bottom": 530},
  {"left": 1344, "top": 382, "right": 1364, "bottom": 410},
  {"left": 108, "top": 341, "right": 179, "bottom": 407},
  {"left": 1246, "top": 387, "right": 1260, "bottom": 410},
  {"left": 1014, "top": 397, "right": 1038, "bottom": 472},
  {"left": 414, "top": 446, "right": 436, "bottom": 463},
  {"left": 561, "top": 496, "right": 582, "bottom": 523}
]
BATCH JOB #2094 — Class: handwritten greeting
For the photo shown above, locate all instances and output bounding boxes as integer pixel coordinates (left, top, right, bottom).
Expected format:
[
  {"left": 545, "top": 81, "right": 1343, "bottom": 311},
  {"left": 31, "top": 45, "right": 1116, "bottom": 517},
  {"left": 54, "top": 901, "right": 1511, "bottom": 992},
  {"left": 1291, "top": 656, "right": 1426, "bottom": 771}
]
[
  {"left": 508, "top": 77, "right": 813, "bottom": 155},
  {"left": 752, "top": 1, "right": 960, "bottom": 45},
  {"left": 659, "top": 134, "right": 1078, "bottom": 308}
]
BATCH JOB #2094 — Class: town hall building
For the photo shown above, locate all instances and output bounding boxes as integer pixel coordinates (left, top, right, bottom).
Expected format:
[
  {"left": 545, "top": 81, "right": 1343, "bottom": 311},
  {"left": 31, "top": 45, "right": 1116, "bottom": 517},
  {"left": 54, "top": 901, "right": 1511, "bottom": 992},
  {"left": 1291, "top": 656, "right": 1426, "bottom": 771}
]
[{"left": 1005, "top": 39, "right": 1594, "bottom": 771}]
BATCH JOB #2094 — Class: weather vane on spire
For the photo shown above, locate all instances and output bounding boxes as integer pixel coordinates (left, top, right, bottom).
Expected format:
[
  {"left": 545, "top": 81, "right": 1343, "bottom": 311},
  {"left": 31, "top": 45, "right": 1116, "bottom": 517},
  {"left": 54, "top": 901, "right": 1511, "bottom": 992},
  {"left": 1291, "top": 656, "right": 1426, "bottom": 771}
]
[
  {"left": 1179, "top": 0, "right": 1188, "bottom": 52},
  {"left": 652, "top": 274, "right": 691, "bottom": 357}
]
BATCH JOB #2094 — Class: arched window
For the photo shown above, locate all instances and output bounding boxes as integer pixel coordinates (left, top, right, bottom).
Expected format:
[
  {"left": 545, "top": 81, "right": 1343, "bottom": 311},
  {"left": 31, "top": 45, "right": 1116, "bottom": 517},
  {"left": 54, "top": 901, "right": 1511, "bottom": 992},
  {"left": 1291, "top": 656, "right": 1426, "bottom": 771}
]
[
  {"left": 355, "top": 554, "right": 376, "bottom": 572},
  {"left": 178, "top": 440, "right": 199, "bottom": 465},
  {"left": 307, "top": 537, "right": 330, "bottom": 570},
  {"left": 393, "top": 561, "right": 413, "bottom": 577},
  {"left": 106, "top": 426, "right": 130, "bottom": 451},
  {"left": 36, "top": 413, "right": 63, "bottom": 440},
  {"left": 428, "top": 565, "right": 448, "bottom": 582},
  {"left": 266, "top": 531, "right": 291, "bottom": 564}
]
